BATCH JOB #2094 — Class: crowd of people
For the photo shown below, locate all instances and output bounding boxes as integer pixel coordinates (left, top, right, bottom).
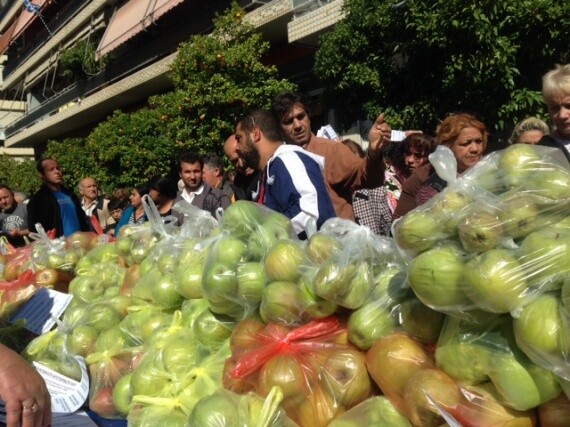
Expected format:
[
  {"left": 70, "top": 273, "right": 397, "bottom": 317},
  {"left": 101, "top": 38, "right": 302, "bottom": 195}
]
[{"left": 0, "top": 63, "right": 569, "bottom": 426}]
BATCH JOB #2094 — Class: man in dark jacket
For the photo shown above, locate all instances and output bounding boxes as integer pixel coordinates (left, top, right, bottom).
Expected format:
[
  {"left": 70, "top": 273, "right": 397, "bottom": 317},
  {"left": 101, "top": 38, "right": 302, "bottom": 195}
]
[
  {"left": 174, "top": 152, "right": 230, "bottom": 223},
  {"left": 27, "top": 158, "right": 90, "bottom": 237}
]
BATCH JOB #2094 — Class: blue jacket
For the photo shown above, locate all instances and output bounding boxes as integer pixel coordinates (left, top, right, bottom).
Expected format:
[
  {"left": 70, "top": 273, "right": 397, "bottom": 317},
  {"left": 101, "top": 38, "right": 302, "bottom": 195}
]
[{"left": 263, "top": 145, "right": 336, "bottom": 238}]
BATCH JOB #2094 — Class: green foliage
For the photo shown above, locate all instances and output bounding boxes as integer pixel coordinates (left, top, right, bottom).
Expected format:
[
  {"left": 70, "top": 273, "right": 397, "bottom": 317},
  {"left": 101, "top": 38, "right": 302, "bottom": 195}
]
[
  {"left": 0, "top": 156, "right": 41, "bottom": 195},
  {"left": 164, "top": 1, "right": 296, "bottom": 154},
  {"left": 44, "top": 137, "right": 99, "bottom": 191},
  {"left": 315, "top": 0, "right": 570, "bottom": 137},
  {"left": 60, "top": 39, "right": 109, "bottom": 82}
]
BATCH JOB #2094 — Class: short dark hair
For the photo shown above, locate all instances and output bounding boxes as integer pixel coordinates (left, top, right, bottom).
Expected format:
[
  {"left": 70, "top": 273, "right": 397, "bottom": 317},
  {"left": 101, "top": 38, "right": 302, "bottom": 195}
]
[
  {"left": 272, "top": 91, "right": 311, "bottom": 123},
  {"left": 148, "top": 176, "right": 178, "bottom": 200},
  {"left": 36, "top": 157, "right": 57, "bottom": 174},
  {"left": 237, "top": 109, "right": 283, "bottom": 142},
  {"left": 0, "top": 184, "right": 12, "bottom": 193},
  {"left": 134, "top": 183, "right": 150, "bottom": 197},
  {"left": 178, "top": 152, "right": 204, "bottom": 171},
  {"left": 203, "top": 154, "right": 224, "bottom": 171},
  {"left": 108, "top": 196, "right": 128, "bottom": 211}
]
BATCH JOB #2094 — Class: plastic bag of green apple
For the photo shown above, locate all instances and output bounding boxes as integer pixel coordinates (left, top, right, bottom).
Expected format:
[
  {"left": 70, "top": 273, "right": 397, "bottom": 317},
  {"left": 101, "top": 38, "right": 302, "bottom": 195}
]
[
  {"left": 29, "top": 223, "right": 74, "bottom": 272},
  {"left": 86, "top": 345, "right": 144, "bottom": 419},
  {"left": 22, "top": 328, "right": 83, "bottom": 382},
  {"left": 68, "top": 261, "right": 127, "bottom": 305},
  {"left": 129, "top": 339, "right": 230, "bottom": 421},
  {"left": 119, "top": 303, "right": 176, "bottom": 345},
  {"left": 435, "top": 314, "right": 562, "bottom": 411},
  {"left": 304, "top": 219, "right": 408, "bottom": 312},
  {"left": 328, "top": 396, "right": 412, "bottom": 427},
  {"left": 512, "top": 290, "right": 570, "bottom": 381},
  {"left": 188, "top": 386, "right": 299, "bottom": 427}
]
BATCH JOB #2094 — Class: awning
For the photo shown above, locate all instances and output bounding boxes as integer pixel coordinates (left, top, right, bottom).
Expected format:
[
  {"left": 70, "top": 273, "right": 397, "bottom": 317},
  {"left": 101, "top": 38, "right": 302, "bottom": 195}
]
[
  {"left": 0, "top": 19, "right": 17, "bottom": 54},
  {"left": 12, "top": 0, "right": 50, "bottom": 43},
  {"left": 96, "top": 0, "right": 185, "bottom": 60}
]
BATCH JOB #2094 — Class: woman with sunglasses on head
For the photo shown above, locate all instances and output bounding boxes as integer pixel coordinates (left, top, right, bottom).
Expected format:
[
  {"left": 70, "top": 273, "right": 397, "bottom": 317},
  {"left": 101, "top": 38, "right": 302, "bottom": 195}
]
[{"left": 393, "top": 113, "right": 488, "bottom": 220}]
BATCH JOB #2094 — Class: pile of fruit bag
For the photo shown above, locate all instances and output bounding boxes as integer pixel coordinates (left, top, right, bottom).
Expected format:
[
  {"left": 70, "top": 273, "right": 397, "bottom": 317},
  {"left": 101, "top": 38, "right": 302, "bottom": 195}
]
[
  {"left": 223, "top": 316, "right": 373, "bottom": 426},
  {"left": 365, "top": 331, "right": 539, "bottom": 427},
  {"left": 201, "top": 201, "right": 298, "bottom": 321},
  {"left": 0, "top": 269, "right": 39, "bottom": 320},
  {"left": 188, "top": 386, "right": 298, "bottom": 427},
  {"left": 434, "top": 315, "right": 561, "bottom": 411},
  {"left": 394, "top": 144, "right": 570, "bottom": 318}
]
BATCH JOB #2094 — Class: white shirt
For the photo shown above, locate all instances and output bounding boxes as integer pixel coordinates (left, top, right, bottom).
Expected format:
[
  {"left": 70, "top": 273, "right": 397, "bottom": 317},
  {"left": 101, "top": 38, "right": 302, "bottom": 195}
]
[{"left": 181, "top": 184, "right": 204, "bottom": 204}]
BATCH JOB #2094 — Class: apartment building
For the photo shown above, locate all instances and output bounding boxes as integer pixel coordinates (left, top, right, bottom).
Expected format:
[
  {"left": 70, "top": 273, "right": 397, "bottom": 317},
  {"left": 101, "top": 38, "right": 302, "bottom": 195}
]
[{"left": 0, "top": 0, "right": 345, "bottom": 157}]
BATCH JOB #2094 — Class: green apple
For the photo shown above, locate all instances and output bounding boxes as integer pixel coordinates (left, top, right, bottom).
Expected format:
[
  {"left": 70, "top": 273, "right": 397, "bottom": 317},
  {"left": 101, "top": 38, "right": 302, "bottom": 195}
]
[
  {"left": 487, "top": 352, "right": 561, "bottom": 410},
  {"left": 305, "top": 233, "right": 340, "bottom": 265},
  {"left": 518, "top": 227, "right": 570, "bottom": 291},
  {"left": 236, "top": 262, "right": 266, "bottom": 309},
  {"left": 264, "top": 240, "right": 304, "bottom": 283},
  {"left": 348, "top": 300, "right": 397, "bottom": 350},
  {"left": 435, "top": 316, "right": 491, "bottom": 385},
  {"left": 193, "top": 308, "right": 235, "bottom": 351},
  {"left": 156, "top": 250, "right": 179, "bottom": 275},
  {"left": 188, "top": 389, "right": 239, "bottom": 427},
  {"left": 161, "top": 335, "right": 202, "bottom": 376},
  {"left": 69, "top": 275, "right": 106, "bottom": 303},
  {"left": 211, "top": 236, "right": 247, "bottom": 268},
  {"left": 498, "top": 192, "right": 542, "bottom": 240},
  {"left": 457, "top": 205, "right": 503, "bottom": 253},
  {"left": 66, "top": 324, "right": 98, "bottom": 357},
  {"left": 298, "top": 276, "right": 338, "bottom": 320},
  {"left": 174, "top": 262, "right": 204, "bottom": 299},
  {"left": 407, "top": 244, "right": 472, "bottom": 310},
  {"left": 151, "top": 272, "right": 183, "bottom": 308},
  {"left": 201, "top": 261, "right": 240, "bottom": 316},
  {"left": 112, "top": 373, "right": 133, "bottom": 417},
  {"left": 220, "top": 200, "right": 264, "bottom": 239},
  {"left": 464, "top": 249, "right": 529, "bottom": 313},
  {"left": 430, "top": 188, "right": 473, "bottom": 234},
  {"left": 246, "top": 221, "right": 291, "bottom": 262},
  {"left": 93, "top": 326, "right": 130, "bottom": 354},
  {"left": 526, "top": 166, "right": 570, "bottom": 200},
  {"left": 320, "top": 348, "right": 372, "bottom": 408},
  {"left": 399, "top": 297, "right": 445, "bottom": 344},
  {"left": 259, "top": 281, "right": 302, "bottom": 325},
  {"left": 499, "top": 143, "right": 541, "bottom": 189},
  {"left": 394, "top": 210, "right": 447, "bottom": 254},
  {"left": 84, "top": 303, "right": 122, "bottom": 332},
  {"left": 513, "top": 293, "right": 569, "bottom": 359}
]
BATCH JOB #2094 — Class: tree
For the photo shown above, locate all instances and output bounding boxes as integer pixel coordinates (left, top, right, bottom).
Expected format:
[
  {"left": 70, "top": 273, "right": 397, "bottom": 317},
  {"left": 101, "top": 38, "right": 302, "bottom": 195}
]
[
  {"left": 315, "top": 0, "right": 570, "bottom": 139},
  {"left": 160, "top": 1, "right": 296, "bottom": 154},
  {"left": 45, "top": 2, "right": 296, "bottom": 191},
  {"left": 0, "top": 156, "right": 40, "bottom": 196}
]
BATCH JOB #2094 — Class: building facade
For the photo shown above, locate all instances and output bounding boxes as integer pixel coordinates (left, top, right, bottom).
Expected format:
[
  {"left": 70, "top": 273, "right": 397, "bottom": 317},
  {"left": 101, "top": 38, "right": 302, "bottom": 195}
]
[{"left": 0, "top": 0, "right": 345, "bottom": 157}]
